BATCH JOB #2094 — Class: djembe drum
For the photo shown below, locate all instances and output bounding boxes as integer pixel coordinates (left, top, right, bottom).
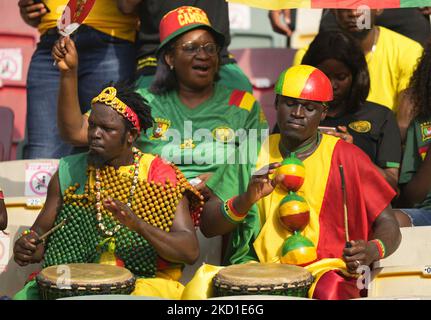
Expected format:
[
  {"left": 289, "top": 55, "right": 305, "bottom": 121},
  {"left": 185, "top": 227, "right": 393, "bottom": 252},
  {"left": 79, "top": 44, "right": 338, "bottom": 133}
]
[
  {"left": 36, "top": 263, "right": 136, "bottom": 300},
  {"left": 213, "top": 263, "right": 313, "bottom": 297}
]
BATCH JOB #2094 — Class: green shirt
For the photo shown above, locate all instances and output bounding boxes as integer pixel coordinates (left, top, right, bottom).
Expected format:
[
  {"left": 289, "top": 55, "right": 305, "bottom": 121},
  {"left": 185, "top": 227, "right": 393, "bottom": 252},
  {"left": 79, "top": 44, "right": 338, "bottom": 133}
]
[
  {"left": 136, "top": 83, "right": 268, "bottom": 180},
  {"left": 399, "top": 118, "right": 431, "bottom": 209}
]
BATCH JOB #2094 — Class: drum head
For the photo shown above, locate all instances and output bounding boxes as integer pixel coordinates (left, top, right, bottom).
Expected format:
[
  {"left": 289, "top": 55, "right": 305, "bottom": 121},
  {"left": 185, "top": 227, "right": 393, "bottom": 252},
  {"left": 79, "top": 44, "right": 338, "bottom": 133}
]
[
  {"left": 215, "top": 263, "right": 312, "bottom": 289},
  {"left": 38, "top": 263, "right": 134, "bottom": 287}
]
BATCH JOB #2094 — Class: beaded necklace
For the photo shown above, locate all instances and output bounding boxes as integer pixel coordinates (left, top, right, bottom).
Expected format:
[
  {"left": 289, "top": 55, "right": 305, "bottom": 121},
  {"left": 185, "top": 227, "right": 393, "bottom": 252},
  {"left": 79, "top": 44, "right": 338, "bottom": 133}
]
[{"left": 95, "top": 147, "right": 142, "bottom": 237}]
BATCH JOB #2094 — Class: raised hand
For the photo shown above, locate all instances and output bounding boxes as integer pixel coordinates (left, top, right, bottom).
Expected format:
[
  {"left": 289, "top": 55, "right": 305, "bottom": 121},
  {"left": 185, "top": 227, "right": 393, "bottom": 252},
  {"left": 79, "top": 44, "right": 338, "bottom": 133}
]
[
  {"left": 18, "top": 0, "right": 47, "bottom": 27},
  {"left": 244, "top": 162, "right": 283, "bottom": 204},
  {"left": 52, "top": 37, "right": 79, "bottom": 72}
]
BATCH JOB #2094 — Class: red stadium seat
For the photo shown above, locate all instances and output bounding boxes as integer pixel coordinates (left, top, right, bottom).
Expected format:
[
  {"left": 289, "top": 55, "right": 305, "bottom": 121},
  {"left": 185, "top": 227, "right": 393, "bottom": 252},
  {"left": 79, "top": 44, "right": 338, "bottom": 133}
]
[
  {"left": 0, "top": 106, "right": 14, "bottom": 161},
  {"left": 231, "top": 48, "right": 297, "bottom": 131}
]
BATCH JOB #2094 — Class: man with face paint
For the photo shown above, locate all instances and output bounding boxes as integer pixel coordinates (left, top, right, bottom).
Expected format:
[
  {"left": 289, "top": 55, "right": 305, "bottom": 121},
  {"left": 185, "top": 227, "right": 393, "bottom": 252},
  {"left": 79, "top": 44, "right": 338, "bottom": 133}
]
[
  {"left": 197, "top": 65, "right": 401, "bottom": 300},
  {"left": 13, "top": 82, "right": 203, "bottom": 300},
  {"left": 293, "top": 9, "right": 423, "bottom": 140}
]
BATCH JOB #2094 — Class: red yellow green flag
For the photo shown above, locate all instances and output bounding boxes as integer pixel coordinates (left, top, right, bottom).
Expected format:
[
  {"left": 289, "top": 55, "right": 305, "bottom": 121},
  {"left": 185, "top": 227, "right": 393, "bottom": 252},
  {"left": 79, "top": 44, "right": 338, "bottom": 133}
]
[{"left": 227, "top": 0, "right": 431, "bottom": 9}]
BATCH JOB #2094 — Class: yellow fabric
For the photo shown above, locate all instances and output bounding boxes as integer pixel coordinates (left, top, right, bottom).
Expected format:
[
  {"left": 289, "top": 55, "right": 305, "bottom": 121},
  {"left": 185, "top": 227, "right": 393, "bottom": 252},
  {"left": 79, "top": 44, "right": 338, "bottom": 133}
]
[
  {"left": 131, "top": 276, "right": 185, "bottom": 299},
  {"left": 293, "top": 27, "right": 423, "bottom": 112},
  {"left": 305, "top": 258, "right": 354, "bottom": 298},
  {"left": 238, "top": 92, "right": 256, "bottom": 112},
  {"left": 39, "top": 0, "right": 138, "bottom": 42},
  {"left": 182, "top": 264, "right": 225, "bottom": 300},
  {"left": 252, "top": 134, "right": 338, "bottom": 263},
  {"left": 87, "top": 153, "right": 156, "bottom": 187}
]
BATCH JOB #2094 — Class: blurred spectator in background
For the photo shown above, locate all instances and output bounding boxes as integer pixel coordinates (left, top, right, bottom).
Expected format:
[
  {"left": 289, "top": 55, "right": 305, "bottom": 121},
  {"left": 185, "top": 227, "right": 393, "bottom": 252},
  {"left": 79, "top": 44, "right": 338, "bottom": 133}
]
[
  {"left": 18, "top": 0, "right": 138, "bottom": 159},
  {"left": 268, "top": 9, "right": 296, "bottom": 47},
  {"left": 116, "top": 0, "right": 252, "bottom": 93},
  {"left": 395, "top": 39, "right": 431, "bottom": 227},
  {"left": 320, "top": 8, "right": 431, "bottom": 47}
]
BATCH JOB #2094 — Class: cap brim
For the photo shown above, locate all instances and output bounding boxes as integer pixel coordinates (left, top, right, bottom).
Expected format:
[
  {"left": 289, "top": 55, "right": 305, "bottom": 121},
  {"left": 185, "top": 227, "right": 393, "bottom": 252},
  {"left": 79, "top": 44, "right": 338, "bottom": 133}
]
[{"left": 156, "top": 24, "right": 225, "bottom": 56}]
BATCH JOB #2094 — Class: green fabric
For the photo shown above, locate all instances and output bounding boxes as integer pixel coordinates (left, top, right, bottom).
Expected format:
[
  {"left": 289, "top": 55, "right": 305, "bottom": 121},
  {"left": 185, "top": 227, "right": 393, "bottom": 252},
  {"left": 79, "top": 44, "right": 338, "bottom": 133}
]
[
  {"left": 136, "top": 82, "right": 267, "bottom": 180},
  {"left": 399, "top": 117, "right": 431, "bottom": 209},
  {"left": 13, "top": 280, "right": 39, "bottom": 300},
  {"left": 58, "top": 153, "right": 88, "bottom": 195},
  {"left": 205, "top": 140, "right": 261, "bottom": 265},
  {"left": 135, "top": 63, "right": 253, "bottom": 93},
  {"left": 218, "top": 63, "right": 253, "bottom": 93}
]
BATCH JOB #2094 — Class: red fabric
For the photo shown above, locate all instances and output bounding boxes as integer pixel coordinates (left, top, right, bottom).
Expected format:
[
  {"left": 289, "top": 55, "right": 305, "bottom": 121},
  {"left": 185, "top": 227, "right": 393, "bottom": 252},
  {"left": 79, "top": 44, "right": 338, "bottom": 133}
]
[
  {"left": 312, "top": 270, "right": 361, "bottom": 300},
  {"left": 0, "top": 190, "right": 3, "bottom": 200},
  {"left": 228, "top": 90, "right": 246, "bottom": 107},
  {"left": 317, "top": 140, "right": 396, "bottom": 259},
  {"left": 147, "top": 156, "right": 178, "bottom": 187}
]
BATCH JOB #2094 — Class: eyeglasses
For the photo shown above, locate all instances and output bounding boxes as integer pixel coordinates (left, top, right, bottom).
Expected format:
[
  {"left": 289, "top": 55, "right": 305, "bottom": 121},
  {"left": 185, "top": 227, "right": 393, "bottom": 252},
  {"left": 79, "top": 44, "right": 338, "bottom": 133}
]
[
  {"left": 283, "top": 98, "right": 327, "bottom": 113},
  {"left": 177, "top": 41, "right": 219, "bottom": 56}
]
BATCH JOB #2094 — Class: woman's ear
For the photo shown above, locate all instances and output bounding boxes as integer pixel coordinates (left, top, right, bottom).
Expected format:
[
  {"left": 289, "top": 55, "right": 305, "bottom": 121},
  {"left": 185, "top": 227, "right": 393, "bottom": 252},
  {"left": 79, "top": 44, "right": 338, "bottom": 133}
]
[{"left": 165, "top": 51, "right": 174, "bottom": 70}]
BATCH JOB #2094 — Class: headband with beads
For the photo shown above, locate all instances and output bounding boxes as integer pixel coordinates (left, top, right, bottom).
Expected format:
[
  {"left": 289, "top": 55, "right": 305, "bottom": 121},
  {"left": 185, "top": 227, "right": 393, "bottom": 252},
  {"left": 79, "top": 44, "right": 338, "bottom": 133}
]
[{"left": 91, "top": 87, "right": 141, "bottom": 133}]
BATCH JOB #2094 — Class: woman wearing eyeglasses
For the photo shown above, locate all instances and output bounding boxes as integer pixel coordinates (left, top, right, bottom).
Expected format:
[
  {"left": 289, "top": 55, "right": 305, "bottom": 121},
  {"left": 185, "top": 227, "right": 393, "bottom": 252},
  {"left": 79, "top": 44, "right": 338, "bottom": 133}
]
[{"left": 53, "top": 6, "right": 268, "bottom": 197}]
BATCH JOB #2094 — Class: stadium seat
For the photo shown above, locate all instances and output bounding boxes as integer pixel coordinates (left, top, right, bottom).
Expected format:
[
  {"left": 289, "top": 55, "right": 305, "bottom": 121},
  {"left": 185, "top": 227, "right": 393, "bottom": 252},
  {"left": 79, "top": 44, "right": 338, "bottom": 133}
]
[
  {"left": 231, "top": 47, "right": 297, "bottom": 130},
  {"left": 0, "top": 106, "right": 14, "bottom": 161}
]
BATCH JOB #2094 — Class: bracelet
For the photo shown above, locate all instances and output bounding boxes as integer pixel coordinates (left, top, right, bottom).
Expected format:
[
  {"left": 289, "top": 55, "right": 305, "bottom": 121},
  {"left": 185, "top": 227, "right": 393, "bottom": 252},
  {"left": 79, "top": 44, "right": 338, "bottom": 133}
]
[
  {"left": 220, "top": 196, "right": 247, "bottom": 224},
  {"left": 370, "top": 239, "right": 386, "bottom": 259},
  {"left": 21, "top": 229, "right": 36, "bottom": 237}
]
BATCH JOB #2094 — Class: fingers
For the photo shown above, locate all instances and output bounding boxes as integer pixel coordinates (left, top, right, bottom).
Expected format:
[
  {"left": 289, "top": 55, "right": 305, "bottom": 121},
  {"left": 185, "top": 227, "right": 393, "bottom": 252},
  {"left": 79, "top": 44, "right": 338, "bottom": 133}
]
[
  {"left": 343, "top": 240, "right": 368, "bottom": 272},
  {"left": 64, "top": 36, "right": 76, "bottom": 52},
  {"left": 271, "top": 173, "right": 285, "bottom": 188},
  {"left": 253, "top": 162, "right": 281, "bottom": 177}
]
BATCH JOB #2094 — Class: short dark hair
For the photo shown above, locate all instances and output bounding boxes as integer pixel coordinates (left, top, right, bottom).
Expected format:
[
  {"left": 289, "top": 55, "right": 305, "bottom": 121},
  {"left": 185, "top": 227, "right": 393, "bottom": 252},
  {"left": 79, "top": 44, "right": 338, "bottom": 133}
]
[
  {"left": 107, "top": 81, "right": 153, "bottom": 133},
  {"left": 409, "top": 38, "right": 431, "bottom": 120},
  {"left": 302, "top": 31, "right": 370, "bottom": 114},
  {"left": 149, "top": 45, "right": 179, "bottom": 95},
  {"left": 149, "top": 31, "right": 221, "bottom": 95}
]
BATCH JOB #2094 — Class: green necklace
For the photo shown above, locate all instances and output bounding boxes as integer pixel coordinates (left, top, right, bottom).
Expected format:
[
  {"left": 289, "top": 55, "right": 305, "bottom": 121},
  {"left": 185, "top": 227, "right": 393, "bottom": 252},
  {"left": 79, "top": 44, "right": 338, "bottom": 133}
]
[{"left": 285, "top": 132, "right": 321, "bottom": 157}]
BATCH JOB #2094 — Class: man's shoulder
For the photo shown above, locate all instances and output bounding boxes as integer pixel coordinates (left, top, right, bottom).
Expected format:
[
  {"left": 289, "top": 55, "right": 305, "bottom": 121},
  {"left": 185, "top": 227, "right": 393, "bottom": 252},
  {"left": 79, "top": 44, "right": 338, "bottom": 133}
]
[
  {"left": 379, "top": 26, "right": 423, "bottom": 51},
  {"left": 60, "top": 153, "right": 88, "bottom": 167}
]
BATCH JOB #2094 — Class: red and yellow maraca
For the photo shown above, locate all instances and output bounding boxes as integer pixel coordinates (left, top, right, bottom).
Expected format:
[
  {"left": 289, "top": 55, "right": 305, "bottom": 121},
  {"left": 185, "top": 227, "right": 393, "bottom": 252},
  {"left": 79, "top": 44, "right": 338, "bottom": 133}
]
[
  {"left": 278, "top": 192, "right": 310, "bottom": 232},
  {"left": 276, "top": 154, "right": 305, "bottom": 192}
]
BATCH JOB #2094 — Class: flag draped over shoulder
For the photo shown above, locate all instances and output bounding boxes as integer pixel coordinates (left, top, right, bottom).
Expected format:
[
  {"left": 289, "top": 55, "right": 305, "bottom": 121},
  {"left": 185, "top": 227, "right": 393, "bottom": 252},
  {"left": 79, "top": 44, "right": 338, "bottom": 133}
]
[{"left": 227, "top": 0, "right": 431, "bottom": 10}]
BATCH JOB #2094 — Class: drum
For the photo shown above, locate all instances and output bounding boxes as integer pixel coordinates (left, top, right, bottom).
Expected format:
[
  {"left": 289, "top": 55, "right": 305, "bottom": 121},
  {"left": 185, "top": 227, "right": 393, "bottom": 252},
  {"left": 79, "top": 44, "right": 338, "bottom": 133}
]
[
  {"left": 213, "top": 263, "right": 313, "bottom": 297},
  {"left": 36, "top": 263, "right": 136, "bottom": 300}
]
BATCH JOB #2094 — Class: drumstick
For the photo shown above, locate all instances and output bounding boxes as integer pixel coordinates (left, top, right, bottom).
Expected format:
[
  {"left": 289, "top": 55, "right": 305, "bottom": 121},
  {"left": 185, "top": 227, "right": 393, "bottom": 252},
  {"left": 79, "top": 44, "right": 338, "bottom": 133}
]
[
  {"left": 34, "top": 218, "right": 69, "bottom": 245},
  {"left": 339, "top": 165, "right": 351, "bottom": 248}
]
